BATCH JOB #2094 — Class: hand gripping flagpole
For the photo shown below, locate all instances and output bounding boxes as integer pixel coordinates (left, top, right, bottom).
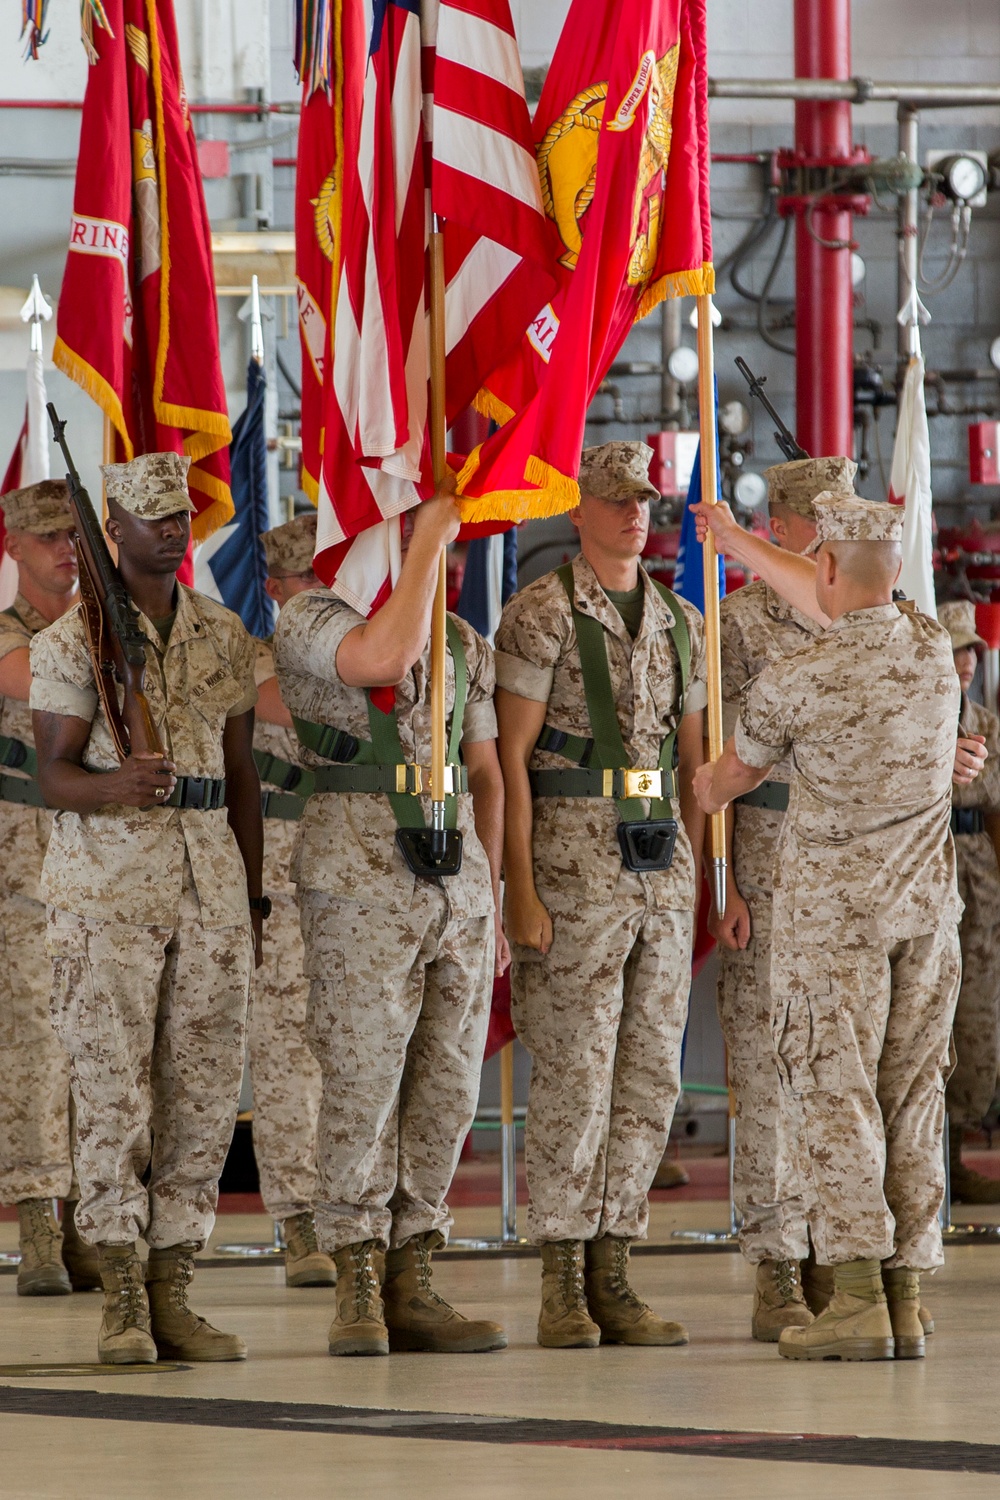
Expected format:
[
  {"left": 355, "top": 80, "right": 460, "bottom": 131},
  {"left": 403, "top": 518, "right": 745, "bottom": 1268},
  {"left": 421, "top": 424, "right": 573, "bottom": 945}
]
[{"left": 696, "top": 293, "right": 727, "bottom": 917}]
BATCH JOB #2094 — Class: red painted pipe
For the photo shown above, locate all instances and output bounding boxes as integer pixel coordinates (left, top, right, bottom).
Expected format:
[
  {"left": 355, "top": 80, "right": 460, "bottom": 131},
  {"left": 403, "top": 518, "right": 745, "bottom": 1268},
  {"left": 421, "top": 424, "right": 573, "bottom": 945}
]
[
  {"left": 0, "top": 98, "right": 295, "bottom": 114},
  {"left": 793, "top": 0, "right": 855, "bottom": 458}
]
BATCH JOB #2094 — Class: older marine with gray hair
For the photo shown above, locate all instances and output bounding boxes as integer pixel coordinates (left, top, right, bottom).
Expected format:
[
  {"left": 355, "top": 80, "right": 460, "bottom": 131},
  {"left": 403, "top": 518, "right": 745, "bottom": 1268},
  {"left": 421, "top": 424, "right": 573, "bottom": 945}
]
[{"left": 694, "top": 490, "right": 964, "bottom": 1363}]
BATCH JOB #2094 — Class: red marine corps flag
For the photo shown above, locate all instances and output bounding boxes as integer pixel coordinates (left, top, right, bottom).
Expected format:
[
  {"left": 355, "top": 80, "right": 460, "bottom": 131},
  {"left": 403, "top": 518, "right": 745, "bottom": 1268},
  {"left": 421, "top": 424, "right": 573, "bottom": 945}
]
[
  {"left": 54, "top": 0, "right": 232, "bottom": 538},
  {"left": 297, "top": 0, "right": 557, "bottom": 612},
  {"left": 457, "top": 0, "right": 713, "bottom": 521}
]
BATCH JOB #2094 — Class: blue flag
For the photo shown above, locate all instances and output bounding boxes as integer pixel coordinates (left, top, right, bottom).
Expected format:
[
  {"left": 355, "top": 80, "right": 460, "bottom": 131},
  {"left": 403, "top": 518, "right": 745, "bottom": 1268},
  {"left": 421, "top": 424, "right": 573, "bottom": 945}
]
[
  {"left": 673, "top": 386, "right": 725, "bottom": 614},
  {"left": 195, "top": 359, "right": 274, "bottom": 638},
  {"left": 456, "top": 530, "right": 519, "bottom": 644}
]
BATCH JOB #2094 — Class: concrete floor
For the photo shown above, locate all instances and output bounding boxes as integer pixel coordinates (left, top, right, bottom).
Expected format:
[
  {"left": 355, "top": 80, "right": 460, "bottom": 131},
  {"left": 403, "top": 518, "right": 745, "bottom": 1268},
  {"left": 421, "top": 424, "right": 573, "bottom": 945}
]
[{"left": 0, "top": 1197, "right": 998, "bottom": 1498}]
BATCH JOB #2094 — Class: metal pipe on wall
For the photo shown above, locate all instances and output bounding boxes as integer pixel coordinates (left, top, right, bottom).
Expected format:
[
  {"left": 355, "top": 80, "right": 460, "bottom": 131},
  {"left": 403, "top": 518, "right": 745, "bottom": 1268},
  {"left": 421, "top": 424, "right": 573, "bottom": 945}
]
[
  {"left": 897, "top": 103, "right": 920, "bottom": 372},
  {"left": 793, "top": 0, "right": 855, "bottom": 458}
]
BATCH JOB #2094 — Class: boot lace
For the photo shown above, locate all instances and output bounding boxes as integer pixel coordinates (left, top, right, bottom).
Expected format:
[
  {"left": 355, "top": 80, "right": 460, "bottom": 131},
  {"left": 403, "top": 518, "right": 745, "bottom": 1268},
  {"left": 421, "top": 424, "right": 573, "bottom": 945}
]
[
  {"left": 23, "top": 1200, "right": 60, "bottom": 1256},
  {"left": 412, "top": 1238, "right": 450, "bottom": 1308},
  {"left": 774, "top": 1259, "right": 800, "bottom": 1302},
  {"left": 164, "top": 1252, "right": 195, "bottom": 1314},
  {"left": 109, "top": 1258, "right": 147, "bottom": 1327},
  {"left": 608, "top": 1241, "right": 646, "bottom": 1310},
  {"left": 350, "top": 1242, "right": 382, "bottom": 1318},
  {"left": 295, "top": 1218, "right": 319, "bottom": 1254},
  {"left": 557, "top": 1244, "right": 589, "bottom": 1311}
]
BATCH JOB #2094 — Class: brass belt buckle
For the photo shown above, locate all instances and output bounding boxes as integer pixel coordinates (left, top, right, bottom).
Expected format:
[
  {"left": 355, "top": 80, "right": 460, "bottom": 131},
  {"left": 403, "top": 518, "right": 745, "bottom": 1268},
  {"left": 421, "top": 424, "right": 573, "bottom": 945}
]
[
  {"left": 426, "top": 764, "right": 457, "bottom": 796},
  {"left": 395, "top": 764, "right": 423, "bottom": 795},
  {"left": 618, "top": 768, "right": 662, "bottom": 799}
]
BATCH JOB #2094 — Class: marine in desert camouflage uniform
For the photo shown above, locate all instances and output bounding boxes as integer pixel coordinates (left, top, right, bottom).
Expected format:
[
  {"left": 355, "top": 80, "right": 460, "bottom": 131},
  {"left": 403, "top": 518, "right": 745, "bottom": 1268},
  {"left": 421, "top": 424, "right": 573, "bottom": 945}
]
[
  {"left": 273, "top": 486, "right": 508, "bottom": 1358},
  {"left": 252, "top": 512, "right": 335, "bottom": 1286},
  {"left": 695, "top": 491, "right": 963, "bottom": 1363},
  {"left": 937, "top": 601, "right": 1000, "bottom": 1203},
  {"left": 0, "top": 478, "right": 101, "bottom": 1296},
  {"left": 30, "top": 452, "right": 262, "bottom": 1366},
  {"left": 715, "top": 456, "right": 854, "bottom": 1340},
  {"left": 496, "top": 441, "right": 705, "bottom": 1351}
]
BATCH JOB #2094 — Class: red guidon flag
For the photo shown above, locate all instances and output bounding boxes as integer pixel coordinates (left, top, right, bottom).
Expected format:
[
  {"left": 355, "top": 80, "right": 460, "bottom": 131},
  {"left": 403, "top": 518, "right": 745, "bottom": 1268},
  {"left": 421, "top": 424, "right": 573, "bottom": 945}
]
[
  {"left": 54, "top": 0, "right": 232, "bottom": 538},
  {"left": 303, "top": 0, "right": 557, "bottom": 614},
  {"left": 456, "top": 0, "right": 713, "bottom": 522}
]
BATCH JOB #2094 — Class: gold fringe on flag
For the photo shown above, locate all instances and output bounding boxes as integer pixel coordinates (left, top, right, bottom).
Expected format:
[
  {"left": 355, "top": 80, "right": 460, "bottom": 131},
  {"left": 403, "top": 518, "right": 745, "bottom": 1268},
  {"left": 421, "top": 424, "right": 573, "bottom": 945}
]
[{"left": 456, "top": 446, "right": 580, "bottom": 526}]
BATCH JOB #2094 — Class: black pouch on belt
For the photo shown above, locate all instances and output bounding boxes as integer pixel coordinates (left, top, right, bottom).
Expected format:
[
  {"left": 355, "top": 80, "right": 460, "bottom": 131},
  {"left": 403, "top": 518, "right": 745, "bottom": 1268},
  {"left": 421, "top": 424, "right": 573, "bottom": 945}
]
[{"left": 617, "top": 818, "right": 678, "bottom": 872}]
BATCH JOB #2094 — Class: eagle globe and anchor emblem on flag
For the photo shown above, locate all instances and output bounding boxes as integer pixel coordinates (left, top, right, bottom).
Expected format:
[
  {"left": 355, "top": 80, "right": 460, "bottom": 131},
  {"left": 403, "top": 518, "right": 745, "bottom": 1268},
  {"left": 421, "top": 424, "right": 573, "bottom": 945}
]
[{"left": 536, "top": 43, "right": 680, "bottom": 289}]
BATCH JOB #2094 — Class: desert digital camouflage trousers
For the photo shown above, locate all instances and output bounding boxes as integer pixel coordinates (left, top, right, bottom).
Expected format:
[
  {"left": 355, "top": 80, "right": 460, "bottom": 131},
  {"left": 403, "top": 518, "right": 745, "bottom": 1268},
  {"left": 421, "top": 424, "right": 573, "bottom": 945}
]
[
  {"left": 46, "top": 862, "right": 253, "bottom": 1248},
  {"left": 771, "top": 924, "right": 961, "bottom": 1270},
  {"left": 947, "top": 832, "right": 1000, "bottom": 1128},
  {"left": 249, "top": 885, "right": 322, "bottom": 1221},
  {"left": 511, "top": 874, "right": 692, "bottom": 1244},
  {"left": 718, "top": 802, "right": 809, "bottom": 1264},
  {"left": 300, "top": 883, "right": 493, "bottom": 1253},
  {"left": 0, "top": 890, "right": 76, "bottom": 1203}
]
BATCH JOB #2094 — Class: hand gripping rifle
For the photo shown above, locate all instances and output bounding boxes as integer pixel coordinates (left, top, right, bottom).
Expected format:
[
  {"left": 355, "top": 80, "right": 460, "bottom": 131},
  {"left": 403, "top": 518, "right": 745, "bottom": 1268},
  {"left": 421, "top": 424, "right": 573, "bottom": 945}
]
[
  {"left": 734, "top": 357, "right": 809, "bottom": 462},
  {"left": 47, "top": 405, "right": 164, "bottom": 763}
]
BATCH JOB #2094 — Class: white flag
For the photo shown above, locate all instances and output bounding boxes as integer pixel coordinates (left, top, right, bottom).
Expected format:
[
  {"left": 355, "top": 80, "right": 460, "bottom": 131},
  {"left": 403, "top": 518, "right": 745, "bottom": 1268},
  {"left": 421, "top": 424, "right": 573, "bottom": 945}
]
[{"left": 888, "top": 349, "right": 935, "bottom": 618}]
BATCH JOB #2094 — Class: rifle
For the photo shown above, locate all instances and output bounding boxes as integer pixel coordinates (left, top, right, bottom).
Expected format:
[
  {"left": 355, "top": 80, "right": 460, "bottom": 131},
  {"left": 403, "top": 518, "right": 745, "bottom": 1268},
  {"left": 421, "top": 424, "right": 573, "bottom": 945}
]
[
  {"left": 734, "top": 357, "right": 809, "bottom": 463},
  {"left": 47, "top": 405, "right": 164, "bottom": 763}
]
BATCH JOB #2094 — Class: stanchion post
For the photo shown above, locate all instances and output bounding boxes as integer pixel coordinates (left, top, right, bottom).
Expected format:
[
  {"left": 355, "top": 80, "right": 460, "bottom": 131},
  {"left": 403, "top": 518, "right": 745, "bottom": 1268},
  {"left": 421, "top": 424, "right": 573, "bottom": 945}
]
[
  {"left": 695, "top": 294, "right": 727, "bottom": 917},
  {"left": 499, "top": 1042, "right": 517, "bottom": 1242}
]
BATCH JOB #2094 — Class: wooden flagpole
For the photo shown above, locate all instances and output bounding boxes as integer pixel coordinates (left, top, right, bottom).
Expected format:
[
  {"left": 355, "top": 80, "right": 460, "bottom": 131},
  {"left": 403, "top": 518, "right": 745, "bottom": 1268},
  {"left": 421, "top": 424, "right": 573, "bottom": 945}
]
[
  {"left": 696, "top": 292, "right": 727, "bottom": 916},
  {"left": 428, "top": 218, "right": 449, "bottom": 847}
]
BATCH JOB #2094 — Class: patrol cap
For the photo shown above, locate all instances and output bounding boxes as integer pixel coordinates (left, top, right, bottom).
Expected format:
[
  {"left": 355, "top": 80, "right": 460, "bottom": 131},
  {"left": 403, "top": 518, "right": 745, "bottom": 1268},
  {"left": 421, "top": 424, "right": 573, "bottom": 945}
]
[
  {"left": 0, "top": 478, "right": 74, "bottom": 534},
  {"left": 764, "top": 456, "right": 857, "bottom": 519},
  {"left": 578, "top": 441, "right": 660, "bottom": 503},
  {"left": 937, "top": 600, "right": 987, "bottom": 653},
  {"left": 811, "top": 493, "right": 904, "bottom": 545},
  {"left": 101, "top": 452, "right": 196, "bottom": 519},
  {"left": 260, "top": 511, "right": 317, "bottom": 577}
]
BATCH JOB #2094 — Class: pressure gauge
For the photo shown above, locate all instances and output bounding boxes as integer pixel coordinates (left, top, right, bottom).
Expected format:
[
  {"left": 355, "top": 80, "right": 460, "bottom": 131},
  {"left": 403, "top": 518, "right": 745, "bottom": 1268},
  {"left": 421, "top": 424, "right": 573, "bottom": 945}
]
[
  {"left": 939, "top": 153, "right": 988, "bottom": 204},
  {"left": 666, "top": 344, "right": 699, "bottom": 385},
  {"left": 733, "top": 470, "right": 768, "bottom": 510},
  {"left": 718, "top": 400, "right": 750, "bottom": 436}
]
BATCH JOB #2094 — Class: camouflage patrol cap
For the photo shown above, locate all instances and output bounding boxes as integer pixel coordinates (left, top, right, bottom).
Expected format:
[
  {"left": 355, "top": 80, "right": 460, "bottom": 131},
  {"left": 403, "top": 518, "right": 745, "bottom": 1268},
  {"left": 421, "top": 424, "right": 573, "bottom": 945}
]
[
  {"left": 937, "top": 600, "right": 987, "bottom": 653},
  {"left": 764, "top": 456, "right": 857, "bottom": 519},
  {"left": 260, "top": 511, "right": 317, "bottom": 577},
  {"left": 812, "top": 493, "right": 904, "bottom": 545},
  {"left": 100, "top": 452, "right": 196, "bottom": 519},
  {"left": 578, "top": 441, "right": 660, "bottom": 502},
  {"left": 0, "top": 479, "right": 74, "bottom": 534}
]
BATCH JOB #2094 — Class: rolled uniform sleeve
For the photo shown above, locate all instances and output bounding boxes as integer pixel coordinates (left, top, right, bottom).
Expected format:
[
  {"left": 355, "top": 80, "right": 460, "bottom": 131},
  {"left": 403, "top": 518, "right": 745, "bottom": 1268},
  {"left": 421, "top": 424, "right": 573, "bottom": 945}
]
[
  {"left": 457, "top": 619, "right": 497, "bottom": 744},
  {"left": 495, "top": 591, "right": 566, "bottom": 704},
  {"left": 275, "top": 592, "right": 364, "bottom": 685},
  {"left": 736, "top": 665, "right": 794, "bottom": 770},
  {"left": 680, "top": 600, "right": 708, "bottom": 717},
  {"left": 29, "top": 614, "right": 99, "bottom": 722}
]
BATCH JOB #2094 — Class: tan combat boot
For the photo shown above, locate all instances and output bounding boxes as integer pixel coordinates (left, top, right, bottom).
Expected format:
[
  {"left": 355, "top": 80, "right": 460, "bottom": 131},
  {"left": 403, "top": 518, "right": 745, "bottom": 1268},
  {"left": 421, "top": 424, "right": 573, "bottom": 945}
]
[
  {"left": 97, "top": 1244, "right": 157, "bottom": 1364},
  {"left": 146, "top": 1245, "right": 247, "bottom": 1361},
  {"left": 751, "top": 1259, "right": 814, "bottom": 1343},
  {"left": 778, "top": 1258, "right": 894, "bottom": 1361},
  {"left": 329, "top": 1240, "right": 389, "bottom": 1356},
  {"left": 883, "top": 1267, "right": 925, "bottom": 1359},
  {"left": 949, "top": 1129, "right": 1000, "bottom": 1204},
  {"left": 382, "top": 1231, "right": 507, "bottom": 1353},
  {"left": 61, "top": 1202, "right": 102, "bottom": 1292},
  {"left": 584, "top": 1237, "right": 688, "bottom": 1347},
  {"left": 16, "top": 1199, "right": 71, "bottom": 1296},
  {"left": 805, "top": 1249, "right": 933, "bottom": 1335},
  {"left": 538, "top": 1242, "right": 601, "bottom": 1348},
  {"left": 282, "top": 1212, "right": 337, "bottom": 1288}
]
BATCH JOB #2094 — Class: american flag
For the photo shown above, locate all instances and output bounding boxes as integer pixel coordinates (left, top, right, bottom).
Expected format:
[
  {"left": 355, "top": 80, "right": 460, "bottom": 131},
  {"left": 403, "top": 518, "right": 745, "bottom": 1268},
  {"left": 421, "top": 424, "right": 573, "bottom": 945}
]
[{"left": 312, "top": 0, "right": 555, "bottom": 612}]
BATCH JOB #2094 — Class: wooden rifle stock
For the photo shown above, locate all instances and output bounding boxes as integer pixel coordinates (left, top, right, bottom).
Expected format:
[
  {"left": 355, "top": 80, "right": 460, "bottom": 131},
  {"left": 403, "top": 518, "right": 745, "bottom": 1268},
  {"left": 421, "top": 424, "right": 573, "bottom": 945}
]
[{"left": 46, "top": 405, "right": 164, "bottom": 763}]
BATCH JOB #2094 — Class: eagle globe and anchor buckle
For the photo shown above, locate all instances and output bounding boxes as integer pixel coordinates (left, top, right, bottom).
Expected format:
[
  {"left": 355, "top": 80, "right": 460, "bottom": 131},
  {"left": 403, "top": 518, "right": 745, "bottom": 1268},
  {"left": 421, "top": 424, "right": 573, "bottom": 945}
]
[
  {"left": 605, "top": 767, "right": 678, "bottom": 874},
  {"left": 393, "top": 762, "right": 464, "bottom": 878}
]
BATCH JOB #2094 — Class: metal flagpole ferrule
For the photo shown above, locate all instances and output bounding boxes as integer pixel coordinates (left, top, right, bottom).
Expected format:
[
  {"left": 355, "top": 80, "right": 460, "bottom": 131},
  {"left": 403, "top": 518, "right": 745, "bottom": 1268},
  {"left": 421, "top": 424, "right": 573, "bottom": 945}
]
[
  {"left": 249, "top": 273, "right": 264, "bottom": 365},
  {"left": 696, "top": 292, "right": 728, "bottom": 917}
]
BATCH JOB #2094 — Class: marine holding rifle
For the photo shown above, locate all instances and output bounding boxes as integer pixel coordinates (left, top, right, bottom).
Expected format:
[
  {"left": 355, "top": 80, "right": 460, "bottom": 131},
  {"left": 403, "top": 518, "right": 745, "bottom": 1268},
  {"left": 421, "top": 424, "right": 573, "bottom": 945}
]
[
  {"left": 30, "top": 447, "right": 263, "bottom": 1366},
  {"left": 0, "top": 480, "right": 101, "bottom": 1298},
  {"left": 495, "top": 440, "right": 706, "bottom": 1350},
  {"left": 271, "top": 485, "right": 508, "bottom": 1358}
]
